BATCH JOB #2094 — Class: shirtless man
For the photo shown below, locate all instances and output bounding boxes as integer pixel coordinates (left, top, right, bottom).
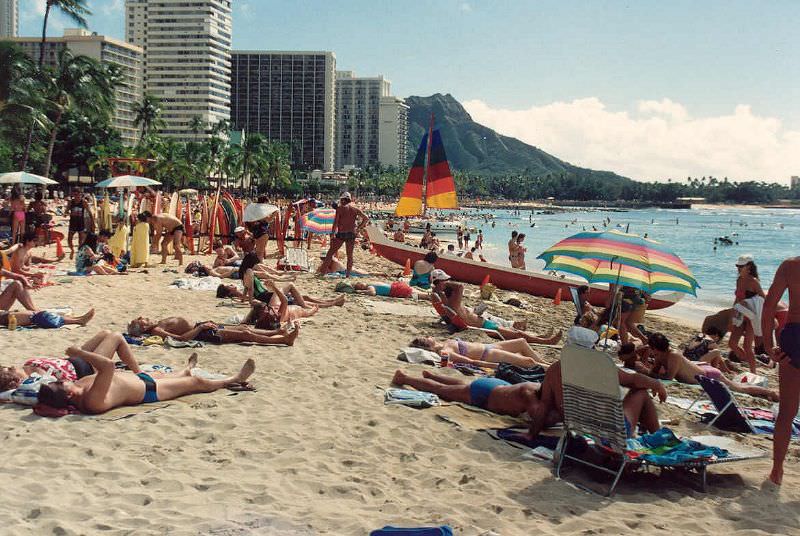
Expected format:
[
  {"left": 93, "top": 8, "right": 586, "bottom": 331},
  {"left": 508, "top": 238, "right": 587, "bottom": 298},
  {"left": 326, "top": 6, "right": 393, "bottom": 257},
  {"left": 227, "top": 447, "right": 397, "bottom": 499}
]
[
  {"left": 213, "top": 240, "right": 240, "bottom": 267},
  {"left": 319, "top": 192, "right": 370, "bottom": 278},
  {"left": 233, "top": 226, "right": 255, "bottom": 256},
  {"left": 0, "top": 271, "right": 37, "bottom": 310},
  {"left": 217, "top": 282, "right": 344, "bottom": 309},
  {"left": 9, "top": 232, "right": 60, "bottom": 283},
  {"left": 431, "top": 269, "right": 562, "bottom": 345},
  {"left": 1, "top": 307, "right": 94, "bottom": 329},
  {"left": 646, "top": 332, "right": 777, "bottom": 401},
  {"left": 127, "top": 315, "right": 299, "bottom": 346},
  {"left": 410, "top": 336, "right": 547, "bottom": 369},
  {"left": 37, "top": 346, "right": 254, "bottom": 414},
  {"left": 143, "top": 211, "right": 184, "bottom": 265},
  {"left": 762, "top": 257, "right": 800, "bottom": 485}
]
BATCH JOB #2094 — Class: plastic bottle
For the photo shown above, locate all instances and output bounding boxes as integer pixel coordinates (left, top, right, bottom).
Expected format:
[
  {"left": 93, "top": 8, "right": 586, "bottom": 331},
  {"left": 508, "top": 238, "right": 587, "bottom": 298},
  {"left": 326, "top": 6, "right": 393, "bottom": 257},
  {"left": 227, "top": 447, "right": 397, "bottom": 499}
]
[{"left": 7, "top": 313, "right": 17, "bottom": 331}]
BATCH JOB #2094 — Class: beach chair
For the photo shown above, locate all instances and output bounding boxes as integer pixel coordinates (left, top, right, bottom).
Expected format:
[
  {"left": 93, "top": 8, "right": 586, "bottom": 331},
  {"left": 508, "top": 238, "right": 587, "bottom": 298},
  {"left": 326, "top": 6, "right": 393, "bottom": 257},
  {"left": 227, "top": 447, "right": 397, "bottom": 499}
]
[
  {"left": 279, "top": 246, "right": 309, "bottom": 271},
  {"left": 555, "top": 345, "right": 764, "bottom": 495},
  {"left": 684, "top": 375, "right": 757, "bottom": 433},
  {"left": 430, "top": 294, "right": 504, "bottom": 339}
]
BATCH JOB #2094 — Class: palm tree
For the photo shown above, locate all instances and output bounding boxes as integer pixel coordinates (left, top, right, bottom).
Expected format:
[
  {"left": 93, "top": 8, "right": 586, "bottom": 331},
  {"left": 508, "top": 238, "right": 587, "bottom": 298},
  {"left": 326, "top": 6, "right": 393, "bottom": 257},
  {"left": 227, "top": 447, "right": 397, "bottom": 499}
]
[
  {"left": 189, "top": 115, "right": 205, "bottom": 141},
  {"left": 39, "top": 1, "right": 91, "bottom": 68},
  {"left": 40, "top": 48, "right": 116, "bottom": 177},
  {"left": 133, "top": 94, "right": 164, "bottom": 143}
]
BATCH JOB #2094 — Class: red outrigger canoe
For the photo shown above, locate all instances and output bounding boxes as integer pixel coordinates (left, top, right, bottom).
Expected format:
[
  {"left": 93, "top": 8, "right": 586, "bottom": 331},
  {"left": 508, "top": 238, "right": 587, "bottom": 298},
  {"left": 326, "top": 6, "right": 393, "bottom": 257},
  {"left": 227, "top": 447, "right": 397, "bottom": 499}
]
[{"left": 367, "top": 226, "right": 681, "bottom": 310}]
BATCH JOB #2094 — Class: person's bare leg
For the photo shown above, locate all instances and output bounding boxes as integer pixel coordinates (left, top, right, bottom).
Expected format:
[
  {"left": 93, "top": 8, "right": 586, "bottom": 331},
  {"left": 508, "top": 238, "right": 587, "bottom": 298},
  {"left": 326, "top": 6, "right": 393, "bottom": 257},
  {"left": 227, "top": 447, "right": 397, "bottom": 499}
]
[
  {"left": 626, "top": 317, "right": 648, "bottom": 344},
  {"left": 154, "top": 358, "right": 255, "bottom": 401},
  {"left": 86, "top": 331, "right": 138, "bottom": 368},
  {"left": 770, "top": 361, "right": 800, "bottom": 485},
  {"left": 700, "top": 349, "right": 732, "bottom": 374},
  {"left": 345, "top": 238, "right": 355, "bottom": 278},
  {"left": 173, "top": 231, "right": 184, "bottom": 265},
  {"left": 160, "top": 235, "right": 169, "bottom": 264},
  {"left": 80, "top": 329, "right": 113, "bottom": 353},
  {"left": 743, "top": 326, "right": 757, "bottom": 373},
  {"left": 623, "top": 388, "right": 659, "bottom": 434},
  {"left": 68, "top": 231, "right": 76, "bottom": 259},
  {"left": 284, "top": 305, "right": 318, "bottom": 321},
  {"left": 319, "top": 238, "right": 344, "bottom": 274},
  {"left": 422, "top": 369, "right": 473, "bottom": 384},
  {"left": 281, "top": 283, "right": 307, "bottom": 307},
  {"left": 61, "top": 308, "right": 95, "bottom": 326},
  {"left": 721, "top": 376, "right": 779, "bottom": 401},
  {"left": 300, "top": 294, "right": 345, "bottom": 307},
  {"left": 218, "top": 324, "right": 299, "bottom": 346},
  {"left": 497, "top": 326, "right": 562, "bottom": 345},
  {"left": 392, "top": 369, "right": 471, "bottom": 404},
  {"left": 619, "top": 312, "right": 631, "bottom": 345},
  {"left": 256, "top": 236, "right": 267, "bottom": 261},
  {"left": 0, "top": 280, "right": 37, "bottom": 310},
  {"left": 485, "top": 348, "right": 542, "bottom": 368},
  {"left": 439, "top": 353, "right": 499, "bottom": 370},
  {"left": 495, "top": 338, "right": 538, "bottom": 358}
]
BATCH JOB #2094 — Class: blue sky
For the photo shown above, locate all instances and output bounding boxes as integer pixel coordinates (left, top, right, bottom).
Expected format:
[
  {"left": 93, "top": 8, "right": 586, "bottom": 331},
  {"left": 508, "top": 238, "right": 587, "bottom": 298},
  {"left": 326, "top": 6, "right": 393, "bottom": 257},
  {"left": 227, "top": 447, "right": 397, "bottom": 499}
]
[{"left": 19, "top": 1, "right": 800, "bottom": 182}]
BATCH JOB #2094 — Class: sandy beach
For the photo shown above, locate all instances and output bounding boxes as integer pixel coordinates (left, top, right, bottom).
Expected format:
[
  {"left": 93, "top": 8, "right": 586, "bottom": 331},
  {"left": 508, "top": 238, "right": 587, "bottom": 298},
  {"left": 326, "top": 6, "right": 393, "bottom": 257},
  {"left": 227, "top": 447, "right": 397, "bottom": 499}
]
[{"left": 2, "top": 239, "right": 799, "bottom": 536}]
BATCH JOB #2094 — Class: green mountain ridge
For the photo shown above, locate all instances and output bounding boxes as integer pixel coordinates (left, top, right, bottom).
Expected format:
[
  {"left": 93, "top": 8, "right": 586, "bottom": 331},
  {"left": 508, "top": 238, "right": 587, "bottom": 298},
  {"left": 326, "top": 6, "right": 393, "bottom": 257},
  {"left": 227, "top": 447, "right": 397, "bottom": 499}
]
[{"left": 406, "top": 93, "right": 630, "bottom": 183}]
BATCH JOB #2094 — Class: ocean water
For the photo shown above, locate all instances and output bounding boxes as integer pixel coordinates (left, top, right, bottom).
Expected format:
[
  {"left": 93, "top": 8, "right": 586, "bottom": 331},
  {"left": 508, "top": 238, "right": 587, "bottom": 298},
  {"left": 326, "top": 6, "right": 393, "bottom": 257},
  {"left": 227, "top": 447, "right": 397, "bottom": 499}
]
[{"left": 439, "top": 206, "right": 799, "bottom": 325}]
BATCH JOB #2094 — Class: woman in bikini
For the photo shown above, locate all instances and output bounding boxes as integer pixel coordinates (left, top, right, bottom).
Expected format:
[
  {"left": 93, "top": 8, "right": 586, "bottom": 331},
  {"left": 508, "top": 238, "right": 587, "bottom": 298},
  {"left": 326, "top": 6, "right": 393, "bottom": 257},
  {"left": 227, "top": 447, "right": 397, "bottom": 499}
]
[
  {"left": 410, "top": 336, "right": 549, "bottom": 369},
  {"left": 8, "top": 187, "right": 26, "bottom": 244},
  {"left": 508, "top": 231, "right": 519, "bottom": 268},
  {"left": 730, "top": 255, "right": 765, "bottom": 373},
  {"left": 515, "top": 233, "right": 527, "bottom": 270}
]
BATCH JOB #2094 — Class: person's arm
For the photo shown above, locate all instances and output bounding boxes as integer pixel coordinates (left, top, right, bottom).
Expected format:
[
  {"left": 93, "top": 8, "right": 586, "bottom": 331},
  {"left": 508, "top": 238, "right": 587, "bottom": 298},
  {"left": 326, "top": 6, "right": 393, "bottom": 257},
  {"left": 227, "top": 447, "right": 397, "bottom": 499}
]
[
  {"left": 331, "top": 208, "right": 340, "bottom": 235},
  {"left": 356, "top": 208, "right": 370, "bottom": 230},
  {"left": 763, "top": 261, "right": 788, "bottom": 360},
  {"left": 243, "top": 270, "right": 255, "bottom": 302},
  {"left": 65, "top": 346, "right": 115, "bottom": 413},
  {"left": 263, "top": 278, "right": 288, "bottom": 320},
  {"left": 1, "top": 268, "right": 30, "bottom": 287},
  {"left": 619, "top": 369, "right": 667, "bottom": 402},
  {"left": 647, "top": 354, "right": 664, "bottom": 378},
  {"left": 84, "top": 200, "right": 95, "bottom": 227},
  {"left": 151, "top": 324, "right": 210, "bottom": 342}
]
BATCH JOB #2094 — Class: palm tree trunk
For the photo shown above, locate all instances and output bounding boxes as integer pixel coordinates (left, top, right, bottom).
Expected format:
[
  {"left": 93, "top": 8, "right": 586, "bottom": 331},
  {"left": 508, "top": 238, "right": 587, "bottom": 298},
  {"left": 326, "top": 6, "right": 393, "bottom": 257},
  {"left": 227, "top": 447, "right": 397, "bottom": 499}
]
[
  {"left": 19, "top": 118, "right": 36, "bottom": 170},
  {"left": 42, "top": 107, "right": 63, "bottom": 178},
  {"left": 39, "top": 4, "right": 51, "bottom": 68}
]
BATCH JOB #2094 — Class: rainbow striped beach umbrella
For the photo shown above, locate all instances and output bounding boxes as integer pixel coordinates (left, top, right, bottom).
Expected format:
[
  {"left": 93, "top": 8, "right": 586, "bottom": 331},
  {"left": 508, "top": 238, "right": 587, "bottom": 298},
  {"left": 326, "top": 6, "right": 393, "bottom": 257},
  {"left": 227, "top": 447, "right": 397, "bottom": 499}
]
[
  {"left": 538, "top": 227, "right": 700, "bottom": 294},
  {"left": 545, "top": 256, "right": 698, "bottom": 296},
  {"left": 301, "top": 207, "right": 336, "bottom": 234}
]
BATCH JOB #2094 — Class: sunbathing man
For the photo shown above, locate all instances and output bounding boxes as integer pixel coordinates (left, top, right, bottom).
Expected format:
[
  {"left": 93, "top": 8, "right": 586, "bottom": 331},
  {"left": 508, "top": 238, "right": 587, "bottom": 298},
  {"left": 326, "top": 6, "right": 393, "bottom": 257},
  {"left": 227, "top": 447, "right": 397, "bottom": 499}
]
[
  {"left": 142, "top": 211, "right": 184, "bottom": 265},
  {"left": 184, "top": 260, "right": 295, "bottom": 282},
  {"left": 410, "top": 336, "right": 548, "bottom": 369},
  {"left": 646, "top": 332, "right": 778, "bottom": 401},
  {"left": 0, "top": 273, "right": 37, "bottom": 310},
  {"left": 1, "top": 330, "right": 141, "bottom": 391},
  {"left": 37, "top": 346, "right": 254, "bottom": 414},
  {"left": 431, "top": 269, "right": 562, "bottom": 345},
  {"left": 1, "top": 307, "right": 94, "bottom": 328},
  {"left": 212, "top": 240, "right": 240, "bottom": 268},
  {"left": 343, "top": 280, "right": 431, "bottom": 301},
  {"left": 316, "top": 251, "right": 374, "bottom": 277},
  {"left": 8, "top": 232, "right": 61, "bottom": 284},
  {"left": 127, "top": 315, "right": 299, "bottom": 346},
  {"left": 681, "top": 326, "right": 737, "bottom": 374}
]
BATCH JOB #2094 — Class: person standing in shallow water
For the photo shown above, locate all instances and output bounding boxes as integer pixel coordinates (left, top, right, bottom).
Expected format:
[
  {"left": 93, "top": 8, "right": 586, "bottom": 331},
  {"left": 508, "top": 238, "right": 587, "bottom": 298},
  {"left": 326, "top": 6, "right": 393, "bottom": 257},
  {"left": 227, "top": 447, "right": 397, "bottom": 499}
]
[
  {"left": 319, "top": 192, "right": 369, "bottom": 278},
  {"left": 762, "top": 257, "right": 800, "bottom": 485}
]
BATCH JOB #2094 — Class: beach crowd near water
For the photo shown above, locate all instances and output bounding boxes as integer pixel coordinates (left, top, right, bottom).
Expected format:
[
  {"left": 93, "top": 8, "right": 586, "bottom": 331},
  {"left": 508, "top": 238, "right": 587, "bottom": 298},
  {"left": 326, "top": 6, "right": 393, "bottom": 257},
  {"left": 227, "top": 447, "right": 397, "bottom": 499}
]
[{"left": 1, "top": 186, "right": 799, "bottom": 534}]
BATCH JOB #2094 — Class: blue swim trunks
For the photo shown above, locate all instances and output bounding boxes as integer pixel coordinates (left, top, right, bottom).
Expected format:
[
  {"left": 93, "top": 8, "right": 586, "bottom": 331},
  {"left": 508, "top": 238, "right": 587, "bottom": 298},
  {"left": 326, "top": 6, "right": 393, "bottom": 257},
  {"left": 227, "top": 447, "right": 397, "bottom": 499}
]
[
  {"left": 469, "top": 377, "right": 511, "bottom": 409},
  {"left": 780, "top": 323, "right": 800, "bottom": 369},
  {"left": 373, "top": 283, "right": 392, "bottom": 297}
]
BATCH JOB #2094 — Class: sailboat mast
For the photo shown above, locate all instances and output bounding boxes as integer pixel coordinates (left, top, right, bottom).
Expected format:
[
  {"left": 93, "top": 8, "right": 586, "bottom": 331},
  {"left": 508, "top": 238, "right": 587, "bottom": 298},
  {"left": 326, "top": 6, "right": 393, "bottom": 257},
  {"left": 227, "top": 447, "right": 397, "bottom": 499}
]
[{"left": 421, "top": 113, "right": 434, "bottom": 216}]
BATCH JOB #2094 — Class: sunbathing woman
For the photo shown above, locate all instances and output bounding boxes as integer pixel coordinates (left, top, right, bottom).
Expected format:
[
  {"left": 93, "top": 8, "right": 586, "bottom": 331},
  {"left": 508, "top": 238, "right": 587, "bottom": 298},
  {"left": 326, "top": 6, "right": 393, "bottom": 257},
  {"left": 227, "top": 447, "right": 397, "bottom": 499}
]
[
  {"left": 217, "top": 282, "right": 344, "bottom": 309},
  {"left": 0, "top": 330, "right": 141, "bottom": 391},
  {"left": 37, "top": 347, "right": 254, "bottom": 414},
  {"left": 409, "top": 336, "right": 548, "bottom": 369},
  {"left": 0, "top": 308, "right": 95, "bottom": 328},
  {"left": 344, "top": 280, "right": 431, "bottom": 301},
  {"left": 185, "top": 259, "right": 295, "bottom": 282},
  {"left": 127, "top": 315, "right": 299, "bottom": 346}
]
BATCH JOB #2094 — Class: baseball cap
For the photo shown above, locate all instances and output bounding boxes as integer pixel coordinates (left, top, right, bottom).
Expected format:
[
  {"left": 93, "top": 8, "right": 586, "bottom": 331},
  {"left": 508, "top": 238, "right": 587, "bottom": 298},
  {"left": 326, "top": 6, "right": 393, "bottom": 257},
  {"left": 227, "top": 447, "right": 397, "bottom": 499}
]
[
  {"left": 430, "top": 269, "right": 451, "bottom": 283},
  {"left": 735, "top": 254, "right": 754, "bottom": 266},
  {"left": 340, "top": 192, "right": 352, "bottom": 200},
  {"left": 234, "top": 226, "right": 245, "bottom": 234}
]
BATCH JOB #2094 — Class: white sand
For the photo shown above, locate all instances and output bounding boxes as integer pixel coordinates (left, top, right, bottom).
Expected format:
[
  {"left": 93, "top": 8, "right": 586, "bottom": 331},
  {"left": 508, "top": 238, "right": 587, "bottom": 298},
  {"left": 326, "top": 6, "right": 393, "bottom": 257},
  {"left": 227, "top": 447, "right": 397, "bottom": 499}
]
[{"left": 1, "top": 240, "right": 798, "bottom": 535}]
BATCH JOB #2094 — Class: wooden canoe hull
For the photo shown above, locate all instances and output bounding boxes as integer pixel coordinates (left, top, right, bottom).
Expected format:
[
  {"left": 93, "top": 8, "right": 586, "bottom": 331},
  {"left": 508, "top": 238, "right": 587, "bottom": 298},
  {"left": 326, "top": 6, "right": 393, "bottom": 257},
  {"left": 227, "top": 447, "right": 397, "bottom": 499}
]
[{"left": 367, "top": 226, "right": 680, "bottom": 310}]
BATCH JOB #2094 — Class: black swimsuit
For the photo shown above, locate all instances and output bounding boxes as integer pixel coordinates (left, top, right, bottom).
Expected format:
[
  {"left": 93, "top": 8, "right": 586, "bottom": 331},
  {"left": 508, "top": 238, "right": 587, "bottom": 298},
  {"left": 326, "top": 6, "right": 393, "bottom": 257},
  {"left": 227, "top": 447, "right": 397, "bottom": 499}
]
[{"left": 67, "top": 356, "right": 94, "bottom": 378}]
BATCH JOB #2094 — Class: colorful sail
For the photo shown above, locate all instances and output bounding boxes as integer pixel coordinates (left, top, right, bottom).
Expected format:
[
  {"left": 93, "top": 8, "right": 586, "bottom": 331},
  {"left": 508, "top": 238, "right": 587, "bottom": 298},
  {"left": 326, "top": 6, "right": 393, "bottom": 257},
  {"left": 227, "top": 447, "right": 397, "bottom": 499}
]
[
  {"left": 395, "top": 133, "right": 428, "bottom": 216},
  {"left": 425, "top": 129, "right": 458, "bottom": 209}
]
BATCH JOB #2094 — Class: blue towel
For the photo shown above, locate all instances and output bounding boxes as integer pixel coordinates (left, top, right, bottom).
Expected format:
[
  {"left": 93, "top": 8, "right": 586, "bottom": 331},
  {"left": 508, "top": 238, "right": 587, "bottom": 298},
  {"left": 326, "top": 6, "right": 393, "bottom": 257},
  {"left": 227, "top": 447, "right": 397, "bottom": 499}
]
[
  {"left": 629, "top": 427, "right": 729, "bottom": 466},
  {"left": 123, "top": 334, "right": 143, "bottom": 345},
  {"left": 370, "top": 527, "right": 453, "bottom": 536}
]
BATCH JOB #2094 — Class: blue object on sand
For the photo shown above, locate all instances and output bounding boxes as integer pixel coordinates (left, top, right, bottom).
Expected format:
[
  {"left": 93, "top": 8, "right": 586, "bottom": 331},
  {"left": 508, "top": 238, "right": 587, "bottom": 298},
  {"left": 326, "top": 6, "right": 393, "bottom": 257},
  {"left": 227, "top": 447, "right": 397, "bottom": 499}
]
[{"left": 370, "top": 527, "right": 454, "bottom": 536}]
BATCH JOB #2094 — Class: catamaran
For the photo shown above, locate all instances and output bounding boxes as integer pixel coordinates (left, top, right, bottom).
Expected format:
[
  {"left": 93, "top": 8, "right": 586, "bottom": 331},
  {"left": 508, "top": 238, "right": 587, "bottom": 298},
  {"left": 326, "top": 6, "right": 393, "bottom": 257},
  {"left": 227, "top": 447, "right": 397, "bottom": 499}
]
[{"left": 393, "top": 115, "right": 463, "bottom": 234}]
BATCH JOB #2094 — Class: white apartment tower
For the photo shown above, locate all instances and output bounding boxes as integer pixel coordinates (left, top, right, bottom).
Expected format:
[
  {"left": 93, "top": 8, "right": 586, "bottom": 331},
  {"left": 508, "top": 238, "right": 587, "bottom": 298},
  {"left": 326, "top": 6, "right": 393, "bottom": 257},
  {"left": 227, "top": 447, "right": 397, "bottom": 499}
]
[
  {"left": 125, "top": 0, "right": 232, "bottom": 140},
  {"left": 335, "top": 71, "right": 408, "bottom": 169},
  {"left": 0, "top": 0, "right": 18, "bottom": 37}
]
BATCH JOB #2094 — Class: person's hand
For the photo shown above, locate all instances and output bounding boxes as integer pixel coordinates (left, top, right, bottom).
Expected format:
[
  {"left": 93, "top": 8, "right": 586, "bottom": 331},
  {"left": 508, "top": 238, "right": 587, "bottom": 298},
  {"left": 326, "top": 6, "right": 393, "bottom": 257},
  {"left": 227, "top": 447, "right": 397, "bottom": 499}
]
[
  {"left": 201, "top": 321, "right": 218, "bottom": 330},
  {"left": 652, "top": 382, "right": 667, "bottom": 403},
  {"left": 65, "top": 346, "right": 82, "bottom": 358},
  {"left": 15, "top": 274, "right": 31, "bottom": 288},
  {"left": 768, "top": 347, "right": 788, "bottom": 365}
]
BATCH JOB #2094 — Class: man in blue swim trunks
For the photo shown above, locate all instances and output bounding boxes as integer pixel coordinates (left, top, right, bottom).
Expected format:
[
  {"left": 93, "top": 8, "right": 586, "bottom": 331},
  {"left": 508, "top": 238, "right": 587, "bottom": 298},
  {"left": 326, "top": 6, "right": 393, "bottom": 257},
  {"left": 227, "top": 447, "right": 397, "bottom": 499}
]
[
  {"left": 37, "top": 347, "right": 255, "bottom": 414},
  {"left": 762, "top": 256, "right": 800, "bottom": 485}
]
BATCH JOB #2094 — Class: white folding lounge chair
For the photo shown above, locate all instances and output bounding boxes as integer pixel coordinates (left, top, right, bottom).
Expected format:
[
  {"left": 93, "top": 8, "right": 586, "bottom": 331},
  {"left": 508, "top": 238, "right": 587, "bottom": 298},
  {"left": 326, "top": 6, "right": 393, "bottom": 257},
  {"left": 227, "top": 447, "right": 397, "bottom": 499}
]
[
  {"left": 555, "top": 344, "right": 764, "bottom": 495},
  {"left": 281, "top": 246, "right": 310, "bottom": 272}
]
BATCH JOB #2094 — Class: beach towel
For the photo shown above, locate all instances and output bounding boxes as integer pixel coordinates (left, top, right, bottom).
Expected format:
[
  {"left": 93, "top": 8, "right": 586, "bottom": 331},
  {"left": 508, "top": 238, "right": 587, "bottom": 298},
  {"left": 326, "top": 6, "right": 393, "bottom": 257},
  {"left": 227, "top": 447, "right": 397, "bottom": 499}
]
[
  {"left": 626, "top": 427, "right": 729, "bottom": 466},
  {"left": 485, "top": 426, "right": 560, "bottom": 450},
  {"left": 397, "top": 347, "right": 441, "bottom": 366},
  {"left": 732, "top": 371, "right": 768, "bottom": 387},
  {"left": 384, "top": 389, "right": 439, "bottom": 408},
  {"left": 566, "top": 325, "right": 600, "bottom": 348},
  {"left": 370, "top": 527, "right": 453, "bottom": 536},
  {"left": 494, "top": 363, "right": 546, "bottom": 384},
  {"left": 171, "top": 276, "right": 222, "bottom": 291},
  {"left": 164, "top": 337, "right": 204, "bottom": 348},
  {"left": 9, "top": 372, "right": 57, "bottom": 405}
]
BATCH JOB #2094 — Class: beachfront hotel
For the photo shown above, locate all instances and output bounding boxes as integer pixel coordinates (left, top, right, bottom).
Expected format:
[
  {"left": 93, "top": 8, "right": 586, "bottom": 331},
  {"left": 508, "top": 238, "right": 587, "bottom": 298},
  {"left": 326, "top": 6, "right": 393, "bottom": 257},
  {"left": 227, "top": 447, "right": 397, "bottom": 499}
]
[
  {"left": 8, "top": 29, "right": 144, "bottom": 147},
  {"left": 0, "top": 0, "right": 18, "bottom": 38},
  {"left": 230, "top": 51, "right": 337, "bottom": 171},
  {"left": 335, "top": 71, "right": 409, "bottom": 170},
  {"left": 125, "top": 0, "right": 232, "bottom": 141}
]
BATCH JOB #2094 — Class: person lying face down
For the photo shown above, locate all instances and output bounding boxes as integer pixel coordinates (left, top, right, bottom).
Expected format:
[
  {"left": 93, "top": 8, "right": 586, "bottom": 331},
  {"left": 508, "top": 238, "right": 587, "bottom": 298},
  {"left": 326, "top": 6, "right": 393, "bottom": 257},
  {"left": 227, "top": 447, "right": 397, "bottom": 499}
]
[
  {"left": 127, "top": 315, "right": 299, "bottom": 346},
  {"left": 37, "top": 346, "right": 254, "bottom": 414}
]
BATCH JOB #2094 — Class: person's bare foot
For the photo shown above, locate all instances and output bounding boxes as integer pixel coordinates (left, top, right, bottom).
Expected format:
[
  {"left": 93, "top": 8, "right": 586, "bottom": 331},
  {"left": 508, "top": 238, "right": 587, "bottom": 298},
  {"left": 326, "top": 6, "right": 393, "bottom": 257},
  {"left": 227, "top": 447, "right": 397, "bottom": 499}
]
[
  {"left": 392, "top": 369, "right": 408, "bottom": 385},
  {"left": 542, "top": 329, "right": 563, "bottom": 345},
  {"left": 422, "top": 370, "right": 436, "bottom": 379},
  {"left": 231, "top": 358, "right": 255, "bottom": 384},
  {"left": 284, "top": 322, "right": 300, "bottom": 346},
  {"left": 769, "top": 466, "right": 783, "bottom": 485},
  {"left": 76, "top": 308, "right": 95, "bottom": 326},
  {"left": 187, "top": 352, "right": 198, "bottom": 369},
  {"left": 334, "top": 295, "right": 346, "bottom": 306}
]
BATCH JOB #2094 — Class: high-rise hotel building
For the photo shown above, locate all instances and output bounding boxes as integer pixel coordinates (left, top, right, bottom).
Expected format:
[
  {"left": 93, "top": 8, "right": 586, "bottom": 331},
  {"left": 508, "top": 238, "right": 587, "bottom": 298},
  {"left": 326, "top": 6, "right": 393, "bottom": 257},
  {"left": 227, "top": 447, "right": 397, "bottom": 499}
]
[
  {"left": 0, "top": 0, "right": 18, "bottom": 37},
  {"left": 125, "top": 0, "right": 232, "bottom": 140},
  {"left": 9, "top": 29, "right": 144, "bottom": 146},
  {"left": 335, "top": 71, "right": 408, "bottom": 169},
  {"left": 231, "top": 51, "right": 336, "bottom": 171}
]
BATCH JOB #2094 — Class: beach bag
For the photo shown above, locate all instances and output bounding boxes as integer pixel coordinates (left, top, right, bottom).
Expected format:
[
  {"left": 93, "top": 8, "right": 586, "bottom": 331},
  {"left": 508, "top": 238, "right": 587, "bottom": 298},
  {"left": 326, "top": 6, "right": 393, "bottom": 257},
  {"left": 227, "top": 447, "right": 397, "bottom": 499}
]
[
  {"left": 495, "top": 363, "right": 546, "bottom": 385},
  {"left": 30, "top": 311, "right": 65, "bottom": 329},
  {"left": 11, "top": 373, "right": 56, "bottom": 406},
  {"left": 397, "top": 347, "right": 441, "bottom": 366}
]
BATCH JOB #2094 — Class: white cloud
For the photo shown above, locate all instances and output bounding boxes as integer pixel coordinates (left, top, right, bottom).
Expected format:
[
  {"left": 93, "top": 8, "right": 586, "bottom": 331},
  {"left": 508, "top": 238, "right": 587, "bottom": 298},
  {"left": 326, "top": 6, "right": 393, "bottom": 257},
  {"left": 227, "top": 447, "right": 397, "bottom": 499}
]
[
  {"left": 462, "top": 97, "right": 800, "bottom": 184},
  {"left": 238, "top": 2, "right": 252, "bottom": 16},
  {"left": 100, "top": 0, "right": 124, "bottom": 16},
  {"left": 459, "top": 2, "right": 473, "bottom": 13},
  {"left": 20, "top": 0, "right": 65, "bottom": 34}
]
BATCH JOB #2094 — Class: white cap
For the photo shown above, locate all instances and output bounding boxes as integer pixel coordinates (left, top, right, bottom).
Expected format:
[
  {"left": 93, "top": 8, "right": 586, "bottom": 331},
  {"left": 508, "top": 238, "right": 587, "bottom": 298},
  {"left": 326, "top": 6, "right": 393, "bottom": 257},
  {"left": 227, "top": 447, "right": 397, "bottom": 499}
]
[
  {"left": 340, "top": 192, "right": 352, "bottom": 200},
  {"left": 234, "top": 226, "right": 246, "bottom": 234},
  {"left": 431, "top": 269, "right": 451, "bottom": 283},
  {"left": 735, "top": 254, "right": 754, "bottom": 266}
]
